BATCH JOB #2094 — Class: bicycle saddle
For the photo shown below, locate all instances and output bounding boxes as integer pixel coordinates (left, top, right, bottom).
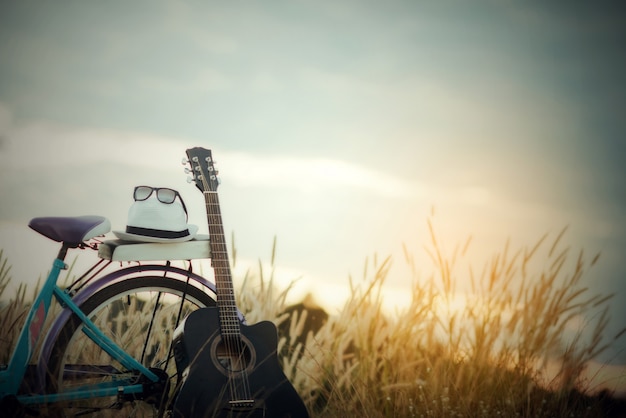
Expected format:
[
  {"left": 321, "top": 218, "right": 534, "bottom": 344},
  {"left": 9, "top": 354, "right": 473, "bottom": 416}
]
[{"left": 28, "top": 216, "right": 111, "bottom": 244}]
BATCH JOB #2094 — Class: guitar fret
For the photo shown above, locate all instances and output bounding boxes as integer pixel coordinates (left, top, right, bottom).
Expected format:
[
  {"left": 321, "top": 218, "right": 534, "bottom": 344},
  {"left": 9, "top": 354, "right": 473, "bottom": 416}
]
[{"left": 200, "top": 184, "right": 244, "bottom": 337}]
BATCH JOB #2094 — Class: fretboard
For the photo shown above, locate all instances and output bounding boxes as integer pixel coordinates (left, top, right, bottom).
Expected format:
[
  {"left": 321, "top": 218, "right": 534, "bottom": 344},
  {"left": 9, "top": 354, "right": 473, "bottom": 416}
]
[{"left": 205, "top": 191, "right": 241, "bottom": 338}]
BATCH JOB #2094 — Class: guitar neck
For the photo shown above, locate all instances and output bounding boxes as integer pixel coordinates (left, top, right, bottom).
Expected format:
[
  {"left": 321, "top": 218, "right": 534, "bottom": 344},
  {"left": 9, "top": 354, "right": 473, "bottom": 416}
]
[{"left": 204, "top": 191, "right": 241, "bottom": 337}]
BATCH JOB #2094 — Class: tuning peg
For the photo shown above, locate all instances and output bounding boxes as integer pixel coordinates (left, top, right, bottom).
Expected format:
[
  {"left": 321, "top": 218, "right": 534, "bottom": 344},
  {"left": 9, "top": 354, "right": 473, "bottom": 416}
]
[
  {"left": 186, "top": 176, "right": 194, "bottom": 183},
  {"left": 181, "top": 158, "right": 189, "bottom": 165},
  {"left": 184, "top": 167, "right": 192, "bottom": 174}
]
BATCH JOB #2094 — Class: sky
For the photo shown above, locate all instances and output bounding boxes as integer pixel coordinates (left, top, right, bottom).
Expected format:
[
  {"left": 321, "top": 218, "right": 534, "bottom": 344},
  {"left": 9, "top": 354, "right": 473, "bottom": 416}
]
[{"left": 1, "top": 0, "right": 625, "bottom": 391}]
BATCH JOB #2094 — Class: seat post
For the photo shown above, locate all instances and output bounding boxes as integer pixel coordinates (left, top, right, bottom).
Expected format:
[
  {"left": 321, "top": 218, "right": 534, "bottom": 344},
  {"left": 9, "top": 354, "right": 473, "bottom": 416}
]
[{"left": 57, "top": 243, "right": 71, "bottom": 261}]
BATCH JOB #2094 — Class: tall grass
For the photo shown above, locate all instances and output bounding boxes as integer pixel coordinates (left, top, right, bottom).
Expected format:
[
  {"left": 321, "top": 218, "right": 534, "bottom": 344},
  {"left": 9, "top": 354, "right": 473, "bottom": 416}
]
[
  {"left": 1, "top": 220, "right": 624, "bottom": 417},
  {"left": 0, "top": 248, "right": 34, "bottom": 364},
  {"left": 233, "top": 221, "right": 625, "bottom": 417}
]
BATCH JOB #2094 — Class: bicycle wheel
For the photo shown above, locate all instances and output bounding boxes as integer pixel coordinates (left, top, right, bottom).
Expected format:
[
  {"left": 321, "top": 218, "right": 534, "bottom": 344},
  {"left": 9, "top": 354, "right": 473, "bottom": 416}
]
[{"left": 46, "top": 276, "right": 215, "bottom": 417}]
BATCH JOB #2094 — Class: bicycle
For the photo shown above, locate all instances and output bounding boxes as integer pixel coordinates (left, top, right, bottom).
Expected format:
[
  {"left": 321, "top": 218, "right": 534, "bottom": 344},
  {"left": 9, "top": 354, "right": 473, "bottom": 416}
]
[{"left": 0, "top": 214, "right": 237, "bottom": 417}]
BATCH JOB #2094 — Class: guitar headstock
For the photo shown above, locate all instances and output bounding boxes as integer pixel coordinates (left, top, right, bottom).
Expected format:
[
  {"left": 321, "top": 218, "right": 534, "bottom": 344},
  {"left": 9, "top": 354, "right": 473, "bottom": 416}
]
[{"left": 184, "top": 147, "right": 219, "bottom": 192}]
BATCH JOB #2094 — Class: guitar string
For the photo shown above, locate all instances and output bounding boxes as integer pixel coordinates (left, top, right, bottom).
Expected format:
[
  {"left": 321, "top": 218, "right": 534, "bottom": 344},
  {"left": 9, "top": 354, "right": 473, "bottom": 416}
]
[
  {"left": 199, "top": 165, "right": 253, "bottom": 404},
  {"left": 198, "top": 161, "right": 240, "bottom": 403},
  {"left": 207, "top": 192, "right": 253, "bottom": 403},
  {"left": 206, "top": 193, "right": 241, "bottom": 403}
]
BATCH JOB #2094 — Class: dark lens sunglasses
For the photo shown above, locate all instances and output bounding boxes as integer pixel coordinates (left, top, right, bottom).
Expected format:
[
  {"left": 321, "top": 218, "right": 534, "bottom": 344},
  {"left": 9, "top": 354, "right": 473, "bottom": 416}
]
[{"left": 133, "top": 186, "right": 188, "bottom": 218}]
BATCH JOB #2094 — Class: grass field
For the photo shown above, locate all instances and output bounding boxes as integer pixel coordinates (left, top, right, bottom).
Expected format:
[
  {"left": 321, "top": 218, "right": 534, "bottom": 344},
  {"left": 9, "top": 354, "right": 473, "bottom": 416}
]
[{"left": 1, "top": 220, "right": 625, "bottom": 417}]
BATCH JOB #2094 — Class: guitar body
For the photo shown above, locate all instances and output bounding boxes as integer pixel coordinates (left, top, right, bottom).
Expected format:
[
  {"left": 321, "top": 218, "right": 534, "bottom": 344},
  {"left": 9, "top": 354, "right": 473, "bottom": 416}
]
[{"left": 172, "top": 307, "right": 309, "bottom": 418}]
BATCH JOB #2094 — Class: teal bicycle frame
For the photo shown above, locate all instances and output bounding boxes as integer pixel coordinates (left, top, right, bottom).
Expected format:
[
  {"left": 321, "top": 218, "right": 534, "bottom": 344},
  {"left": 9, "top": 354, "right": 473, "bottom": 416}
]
[{"left": 0, "top": 248, "right": 159, "bottom": 405}]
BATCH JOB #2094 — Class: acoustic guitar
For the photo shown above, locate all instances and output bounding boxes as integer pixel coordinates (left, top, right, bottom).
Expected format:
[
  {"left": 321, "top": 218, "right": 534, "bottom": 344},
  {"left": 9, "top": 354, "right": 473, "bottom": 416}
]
[{"left": 171, "top": 147, "right": 309, "bottom": 418}]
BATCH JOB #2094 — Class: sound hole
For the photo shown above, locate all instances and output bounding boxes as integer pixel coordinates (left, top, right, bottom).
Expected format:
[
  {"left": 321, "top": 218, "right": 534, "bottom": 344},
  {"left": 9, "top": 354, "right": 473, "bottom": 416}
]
[{"left": 211, "top": 335, "right": 256, "bottom": 375}]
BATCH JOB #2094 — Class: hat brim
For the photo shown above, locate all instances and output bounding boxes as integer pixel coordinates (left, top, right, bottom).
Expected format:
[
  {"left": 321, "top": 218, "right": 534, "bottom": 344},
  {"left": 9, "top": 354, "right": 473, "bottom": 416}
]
[{"left": 113, "top": 224, "right": 199, "bottom": 243}]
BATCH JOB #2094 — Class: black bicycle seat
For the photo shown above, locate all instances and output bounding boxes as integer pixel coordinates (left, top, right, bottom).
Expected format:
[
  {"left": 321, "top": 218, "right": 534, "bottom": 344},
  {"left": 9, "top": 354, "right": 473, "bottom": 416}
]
[{"left": 28, "top": 216, "right": 111, "bottom": 244}]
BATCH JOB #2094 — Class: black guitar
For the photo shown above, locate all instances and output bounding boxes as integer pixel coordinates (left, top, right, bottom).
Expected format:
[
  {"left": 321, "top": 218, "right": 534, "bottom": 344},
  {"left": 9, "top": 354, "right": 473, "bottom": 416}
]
[{"left": 171, "top": 147, "right": 309, "bottom": 418}]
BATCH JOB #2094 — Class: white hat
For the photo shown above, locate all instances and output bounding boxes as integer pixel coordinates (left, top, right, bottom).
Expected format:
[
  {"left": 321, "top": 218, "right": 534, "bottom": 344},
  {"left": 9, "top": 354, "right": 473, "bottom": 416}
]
[{"left": 113, "top": 195, "right": 198, "bottom": 243}]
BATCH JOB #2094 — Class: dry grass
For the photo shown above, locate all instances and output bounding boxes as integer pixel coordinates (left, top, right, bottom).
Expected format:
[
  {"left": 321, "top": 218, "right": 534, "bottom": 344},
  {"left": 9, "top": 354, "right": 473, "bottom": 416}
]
[
  {"left": 232, "top": 222, "right": 625, "bottom": 417},
  {"left": 1, "top": 220, "right": 625, "bottom": 417}
]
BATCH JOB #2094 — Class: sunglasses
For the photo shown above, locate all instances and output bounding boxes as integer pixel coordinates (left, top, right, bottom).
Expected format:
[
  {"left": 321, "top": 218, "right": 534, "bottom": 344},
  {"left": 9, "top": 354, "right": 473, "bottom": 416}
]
[{"left": 133, "top": 186, "right": 188, "bottom": 217}]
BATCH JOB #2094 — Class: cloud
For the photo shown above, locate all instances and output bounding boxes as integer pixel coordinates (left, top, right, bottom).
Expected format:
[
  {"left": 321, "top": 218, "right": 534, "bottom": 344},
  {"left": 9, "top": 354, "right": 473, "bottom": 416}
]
[
  {"left": 222, "top": 151, "right": 423, "bottom": 198},
  {"left": 0, "top": 122, "right": 186, "bottom": 171},
  {"left": 0, "top": 105, "right": 606, "bottom": 244},
  {"left": 0, "top": 105, "right": 422, "bottom": 202},
  {"left": 0, "top": 104, "right": 616, "bottom": 252}
]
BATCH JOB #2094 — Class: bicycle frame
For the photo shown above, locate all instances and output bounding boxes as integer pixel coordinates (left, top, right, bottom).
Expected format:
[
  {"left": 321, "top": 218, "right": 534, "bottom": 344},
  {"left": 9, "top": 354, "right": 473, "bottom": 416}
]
[
  {"left": 0, "top": 250, "right": 160, "bottom": 405},
  {"left": 0, "top": 253, "right": 222, "bottom": 405}
]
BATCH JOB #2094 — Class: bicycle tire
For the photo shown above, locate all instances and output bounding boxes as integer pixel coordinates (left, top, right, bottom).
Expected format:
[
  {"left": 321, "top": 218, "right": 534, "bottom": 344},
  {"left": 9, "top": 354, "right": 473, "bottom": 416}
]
[{"left": 46, "top": 276, "right": 216, "bottom": 417}]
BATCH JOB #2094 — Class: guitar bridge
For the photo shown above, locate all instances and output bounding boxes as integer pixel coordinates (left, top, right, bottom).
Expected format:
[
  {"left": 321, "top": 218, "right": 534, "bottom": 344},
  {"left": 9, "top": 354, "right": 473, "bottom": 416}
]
[{"left": 226, "top": 399, "right": 266, "bottom": 417}]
